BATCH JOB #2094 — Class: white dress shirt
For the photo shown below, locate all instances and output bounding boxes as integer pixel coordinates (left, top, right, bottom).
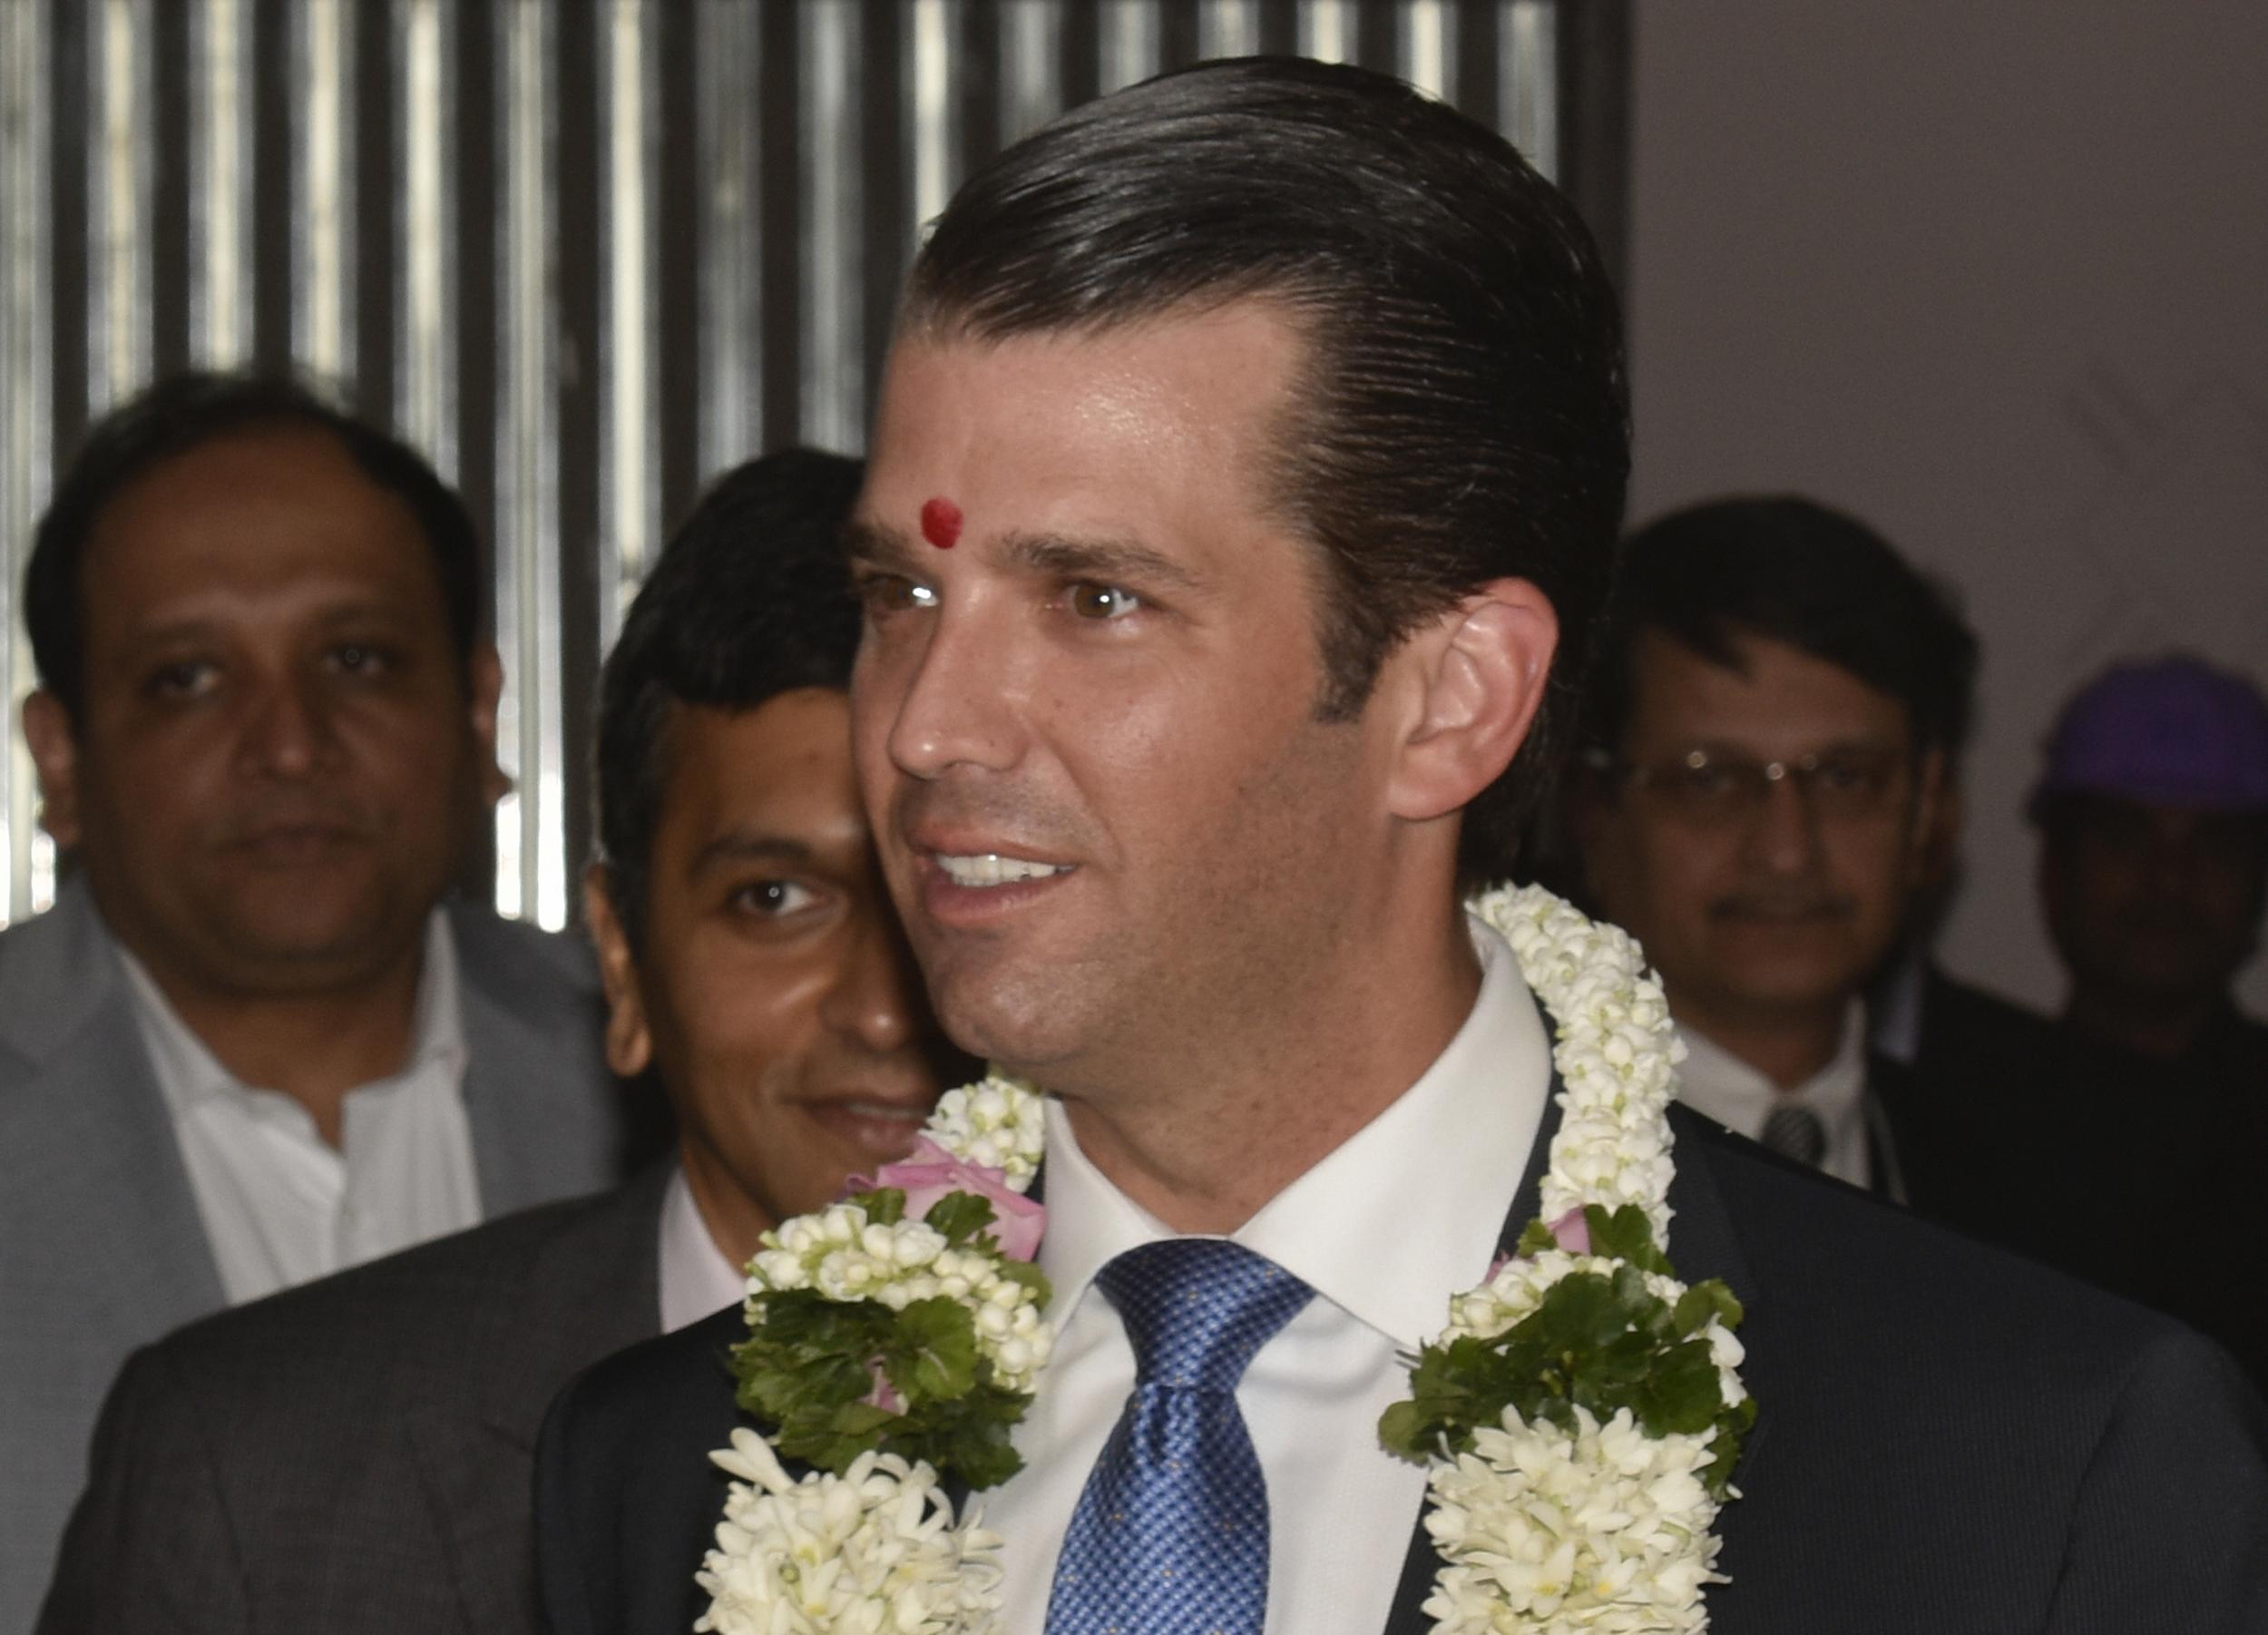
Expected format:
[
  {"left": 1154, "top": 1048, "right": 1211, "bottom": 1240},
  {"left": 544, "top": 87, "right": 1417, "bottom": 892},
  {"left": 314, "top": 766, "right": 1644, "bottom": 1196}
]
[
  {"left": 983, "top": 915, "right": 1552, "bottom": 1635},
  {"left": 659, "top": 1164, "right": 749, "bottom": 1333},
  {"left": 1675, "top": 1001, "right": 1872, "bottom": 1189},
  {"left": 120, "top": 912, "right": 480, "bottom": 1306}
]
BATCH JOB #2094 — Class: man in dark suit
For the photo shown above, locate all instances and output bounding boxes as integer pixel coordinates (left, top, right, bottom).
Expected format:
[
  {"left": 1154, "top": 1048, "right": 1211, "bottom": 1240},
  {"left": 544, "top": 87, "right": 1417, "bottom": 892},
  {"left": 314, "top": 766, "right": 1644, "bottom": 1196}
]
[
  {"left": 1565, "top": 498, "right": 2006, "bottom": 1220},
  {"left": 35, "top": 450, "right": 973, "bottom": 1633},
  {"left": 2012, "top": 656, "right": 2268, "bottom": 1383},
  {"left": 1872, "top": 659, "right": 2268, "bottom": 1385},
  {"left": 0, "top": 372, "right": 645, "bottom": 1626},
  {"left": 535, "top": 59, "right": 2268, "bottom": 1634}
]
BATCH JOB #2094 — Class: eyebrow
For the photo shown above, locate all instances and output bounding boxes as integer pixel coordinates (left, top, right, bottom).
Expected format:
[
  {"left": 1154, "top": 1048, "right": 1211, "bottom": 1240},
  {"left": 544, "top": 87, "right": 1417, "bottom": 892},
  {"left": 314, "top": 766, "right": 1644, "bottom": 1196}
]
[
  {"left": 842, "top": 517, "right": 916, "bottom": 573},
  {"left": 1669, "top": 735, "right": 1909, "bottom": 762},
  {"left": 118, "top": 599, "right": 421, "bottom": 646},
  {"left": 997, "top": 531, "right": 1202, "bottom": 592},
  {"left": 686, "top": 832, "right": 827, "bottom": 877},
  {"left": 840, "top": 516, "right": 1201, "bottom": 593}
]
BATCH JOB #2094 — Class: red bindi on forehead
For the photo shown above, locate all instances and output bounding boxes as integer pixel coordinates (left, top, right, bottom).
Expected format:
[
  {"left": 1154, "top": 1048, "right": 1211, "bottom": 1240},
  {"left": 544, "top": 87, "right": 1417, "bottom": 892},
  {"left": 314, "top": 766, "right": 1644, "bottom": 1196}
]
[{"left": 919, "top": 496, "right": 963, "bottom": 550}]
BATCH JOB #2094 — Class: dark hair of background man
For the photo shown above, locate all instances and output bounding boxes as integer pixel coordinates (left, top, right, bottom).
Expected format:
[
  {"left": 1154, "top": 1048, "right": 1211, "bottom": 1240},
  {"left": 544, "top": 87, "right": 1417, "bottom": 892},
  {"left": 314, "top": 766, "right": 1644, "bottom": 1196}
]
[
  {"left": 24, "top": 370, "right": 486, "bottom": 723},
  {"left": 592, "top": 446, "right": 865, "bottom": 951},
  {"left": 1582, "top": 495, "right": 1980, "bottom": 765},
  {"left": 900, "top": 54, "right": 1630, "bottom": 886}
]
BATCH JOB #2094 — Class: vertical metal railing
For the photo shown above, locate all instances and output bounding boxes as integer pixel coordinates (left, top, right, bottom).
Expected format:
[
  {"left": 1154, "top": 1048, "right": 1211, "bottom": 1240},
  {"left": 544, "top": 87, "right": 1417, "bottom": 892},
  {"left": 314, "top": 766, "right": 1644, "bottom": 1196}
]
[
  {"left": 290, "top": 0, "right": 357, "bottom": 385},
  {"left": 0, "top": 0, "right": 54, "bottom": 921}
]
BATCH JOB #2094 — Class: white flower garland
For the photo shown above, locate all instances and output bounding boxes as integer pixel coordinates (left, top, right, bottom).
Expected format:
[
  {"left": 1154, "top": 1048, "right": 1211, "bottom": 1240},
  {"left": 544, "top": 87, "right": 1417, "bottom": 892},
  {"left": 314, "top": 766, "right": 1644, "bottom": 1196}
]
[
  {"left": 698, "top": 885, "right": 1747, "bottom": 1635},
  {"left": 1424, "top": 887, "right": 1745, "bottom": 1634},
  {"left": 699, "top": 1430, "right": 1008, "bottom": 1633}
]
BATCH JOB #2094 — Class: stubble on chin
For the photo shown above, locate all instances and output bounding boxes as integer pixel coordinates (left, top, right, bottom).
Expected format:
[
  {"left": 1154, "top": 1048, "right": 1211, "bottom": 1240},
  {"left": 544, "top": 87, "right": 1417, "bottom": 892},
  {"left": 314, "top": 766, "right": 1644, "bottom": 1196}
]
[{"left": 924, "top": 939, "right": 1107, "bottom": 1084}]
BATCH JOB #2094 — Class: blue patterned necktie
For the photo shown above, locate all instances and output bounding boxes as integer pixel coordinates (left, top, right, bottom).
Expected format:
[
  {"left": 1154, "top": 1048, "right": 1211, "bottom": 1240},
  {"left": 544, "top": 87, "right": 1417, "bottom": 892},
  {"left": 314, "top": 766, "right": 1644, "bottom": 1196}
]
[{"left": 1044, "top": 1238, "right": 1315, "bottom": 1635}]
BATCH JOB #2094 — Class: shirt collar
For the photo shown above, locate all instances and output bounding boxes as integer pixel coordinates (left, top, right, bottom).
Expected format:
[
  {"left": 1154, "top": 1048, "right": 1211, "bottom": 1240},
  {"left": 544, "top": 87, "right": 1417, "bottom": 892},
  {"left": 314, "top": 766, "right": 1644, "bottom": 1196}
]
[
  {"left": 658, "top": 1163, "right": 748, "bottom": 1332},
  {"left": 1673, "top": 998, "right": 1868, "bottom": 1139},
  {"left": 121, "top": 908, "right": 466, "bottom": 1116},
  {"left": 1036, "top": 914, "right": 1551, "bottom": 1351}
]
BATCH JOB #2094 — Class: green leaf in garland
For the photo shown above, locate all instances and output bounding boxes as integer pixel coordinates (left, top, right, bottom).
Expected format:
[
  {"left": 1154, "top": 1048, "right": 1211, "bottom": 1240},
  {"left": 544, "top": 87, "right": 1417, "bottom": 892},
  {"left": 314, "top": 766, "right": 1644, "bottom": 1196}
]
[
  {"left": 1626, "top": 1331, "right": 1725, "bottom": 1437},
  {"left": 1701, "top": 1395, "right": 1759, "bottom": 1500},
  {"left": 992, "top": 1258, "right": 1053, "bottom": 1305},
  {"left": 1584, "top": 1204, "right": 1671, "bottom": 1275},
  {"left": 733, "top": 1292, "right": 887, "bottom": 1425},
  {"left": 923, "top": 1190, "right": 998, "bottom": 1247},
  {"left": 855, "top": 1187, "right": 907, "bottom": 1227},
  {"left": 1377, "top": 1398, "right": 1430, "bottom": 1457},
  {"left": 832, "top": 1400, "right": 898, "bottom": 1440},
  {"left": 890, "top": 1380, "right": 1031, "bottom": 1491},
  {"left": 1671, "top": 1278, "right": 1744, "bottom": 1338},
  {"left": 1379, "top": 1332, "right": 1509, "bottom": 1460},
  {"left": 1376, "top": 1241, "right": 1755, "bottom": 1491},
  {"left": 894, "top": 1296, "right": 980, "bottom": 1402},
  {"left": 725, "top": 1255, "right": 1058, "bottom": 1487}
]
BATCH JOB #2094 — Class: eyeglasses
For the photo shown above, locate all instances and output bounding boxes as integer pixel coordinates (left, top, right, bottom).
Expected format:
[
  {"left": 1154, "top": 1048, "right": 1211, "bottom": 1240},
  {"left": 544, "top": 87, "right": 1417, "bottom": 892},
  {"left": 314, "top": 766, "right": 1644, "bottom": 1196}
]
[{"left": 1590, "top": 746, "right": 1910, "bottom": 826}]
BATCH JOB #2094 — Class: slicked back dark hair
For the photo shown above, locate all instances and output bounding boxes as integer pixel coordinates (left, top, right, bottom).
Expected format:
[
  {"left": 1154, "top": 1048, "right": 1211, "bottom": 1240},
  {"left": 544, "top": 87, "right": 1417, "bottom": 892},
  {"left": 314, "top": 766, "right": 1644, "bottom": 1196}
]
[
  {"left": 595, "top": 448, "right": 865, "bottom": 946},
  {"left": 901, "top": 55, "right": 1629, "bottom": 885},
  {"left": 25, "top": 370, "right": 484, "bottom": 722},
  {"left": 1583, "top": 496, "right": 1980, "bottom": 764}
]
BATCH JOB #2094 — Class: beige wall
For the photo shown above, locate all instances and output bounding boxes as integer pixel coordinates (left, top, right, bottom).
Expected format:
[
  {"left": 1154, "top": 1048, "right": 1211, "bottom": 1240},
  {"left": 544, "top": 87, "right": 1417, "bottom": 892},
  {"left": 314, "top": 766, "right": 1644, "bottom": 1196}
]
[{"left": 1625, "top": 0, "right": 2268, "bottom": 1014}]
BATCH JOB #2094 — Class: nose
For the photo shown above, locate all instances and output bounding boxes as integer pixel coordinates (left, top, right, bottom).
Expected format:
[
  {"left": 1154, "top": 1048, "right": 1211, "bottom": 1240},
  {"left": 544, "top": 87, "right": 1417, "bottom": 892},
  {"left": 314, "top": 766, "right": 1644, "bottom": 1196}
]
[
  {"left": 821, "top": 910, "right": 922, "bottom": 1056},
  {"left": 2139, "top": 829, "right": 2210, "bottom": 899},
  {"left": 871, "top": 602, "right": 1025, "bottom": 781},
  {"left": 1742, "top": 772, "right": 1823, "bottom": 874},
  {"left": 236, "top": 671, "right": 337, "bottom": 781}
]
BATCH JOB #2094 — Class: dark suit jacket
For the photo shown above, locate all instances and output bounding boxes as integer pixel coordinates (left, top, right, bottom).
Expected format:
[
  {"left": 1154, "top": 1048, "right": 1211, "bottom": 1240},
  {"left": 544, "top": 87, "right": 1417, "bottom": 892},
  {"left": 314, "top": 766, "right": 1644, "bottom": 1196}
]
[
  {"left": 1, "top": 882, "right": 647, "bottom": 1630},
  {"left": 1892, "top": 967, "right": 2069, "bottom": 1235},
  {"left": 1885, "top": 972, "right": 2268, "bottom": 1389},
  {"left": 35, "top": 1165, "right": 671, "bottom": 1635},
  {"left": 533, "top": 1103, "right": 2268, "bottom": 1635}
]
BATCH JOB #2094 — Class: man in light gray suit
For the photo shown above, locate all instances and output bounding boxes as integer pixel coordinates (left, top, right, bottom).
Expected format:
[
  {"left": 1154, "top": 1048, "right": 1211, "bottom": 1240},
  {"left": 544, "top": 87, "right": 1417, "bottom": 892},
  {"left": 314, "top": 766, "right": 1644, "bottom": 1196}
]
[
  {"left": 35, "top": 449, "right": 969, "bottom": 1634},
  {"left": 2, "top": 373, "right": 643, "bottom": 1630}
]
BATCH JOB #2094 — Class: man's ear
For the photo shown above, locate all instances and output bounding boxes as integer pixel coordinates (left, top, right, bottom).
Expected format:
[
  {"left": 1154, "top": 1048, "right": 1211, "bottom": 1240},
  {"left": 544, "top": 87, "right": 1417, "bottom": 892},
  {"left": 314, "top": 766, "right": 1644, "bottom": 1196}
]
[
  {"left": 23, "top": 690, "right": 83, "bottom": 849},
  {"left": 582, "top": 865, "right": 653, "bottom": 1079},
  {"left": 1913, "top": 754, "right": 1961, "bottom": 895},
  {"left": 466, "top": 642, "right": 512, "bottom": 807},
  {"left": 1905, "top": 748, "right": 1950, "bottom": 890},
  {"left": 1384, "top": 576, "right": 1559, "bottom": 824}
]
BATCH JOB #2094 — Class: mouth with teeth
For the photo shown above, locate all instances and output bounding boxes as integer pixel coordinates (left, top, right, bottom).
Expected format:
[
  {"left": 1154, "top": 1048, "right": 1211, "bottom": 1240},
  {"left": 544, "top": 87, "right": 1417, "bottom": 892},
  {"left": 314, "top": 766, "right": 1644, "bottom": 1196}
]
[{"left": 931, "top": 852, "right": 1075, "bottom": 888}]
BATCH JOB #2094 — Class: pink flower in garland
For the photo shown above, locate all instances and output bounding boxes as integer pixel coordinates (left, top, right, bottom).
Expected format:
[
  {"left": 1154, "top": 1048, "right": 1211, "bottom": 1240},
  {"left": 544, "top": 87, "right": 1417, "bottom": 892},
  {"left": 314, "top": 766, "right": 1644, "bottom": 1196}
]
[
  {"left": 857, "top": 1136, "right": 1046, "bottom": 1262},
  {"left": 1548, "top": 1206, "right": 1591, "bottom": 1256},
  {"left": 1486, "top": 1207, "right": 1594, "bottom": 1285}
]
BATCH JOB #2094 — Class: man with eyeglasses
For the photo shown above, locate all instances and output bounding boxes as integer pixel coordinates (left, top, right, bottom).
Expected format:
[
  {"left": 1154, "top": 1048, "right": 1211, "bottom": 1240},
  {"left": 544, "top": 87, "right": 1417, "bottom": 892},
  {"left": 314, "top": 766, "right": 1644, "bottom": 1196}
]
[{"left": 1569, "top": 497, "right": 1972, "bottom": 1202}]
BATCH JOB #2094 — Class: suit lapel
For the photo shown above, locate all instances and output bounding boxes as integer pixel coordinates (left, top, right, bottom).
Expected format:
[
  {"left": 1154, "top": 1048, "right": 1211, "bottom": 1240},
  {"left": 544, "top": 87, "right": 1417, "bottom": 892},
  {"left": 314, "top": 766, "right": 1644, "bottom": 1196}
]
[
  {"left": 37, "top": 1017, "right": 227, "bottom": 1327},
  {"left": 451, "top": 907, "right": 628, "bottom": 1215},
  {"left": 477, "top": 1163, "right": 671, "bottom": 1446},
  {"left": 1375, "top": 1080, "right": 1562, "bottom": 1635},
  {"left": 405, "top": 1168, "right": 671, "bottom": 1632},
  {"left": 3, "top": 885, "right": 226, "bottom": 1336}
]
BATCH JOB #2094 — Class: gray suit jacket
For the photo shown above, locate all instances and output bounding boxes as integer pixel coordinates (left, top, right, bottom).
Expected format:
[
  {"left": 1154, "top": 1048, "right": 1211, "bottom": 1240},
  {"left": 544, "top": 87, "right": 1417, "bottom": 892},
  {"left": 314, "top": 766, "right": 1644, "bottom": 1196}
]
[
  {"left": 34, "top": 1165, "right": 671, "bottom": 1635},
  {"left": 0, "top": 882, "right": 640, "bottom": 1635}
]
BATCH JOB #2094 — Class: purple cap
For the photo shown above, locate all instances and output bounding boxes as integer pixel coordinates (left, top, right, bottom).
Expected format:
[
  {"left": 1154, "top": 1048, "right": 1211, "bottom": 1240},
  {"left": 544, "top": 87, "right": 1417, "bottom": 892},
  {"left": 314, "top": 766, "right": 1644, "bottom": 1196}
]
[{"left": 2032, "top": 654, "right": 2268, "bottom": 817}]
